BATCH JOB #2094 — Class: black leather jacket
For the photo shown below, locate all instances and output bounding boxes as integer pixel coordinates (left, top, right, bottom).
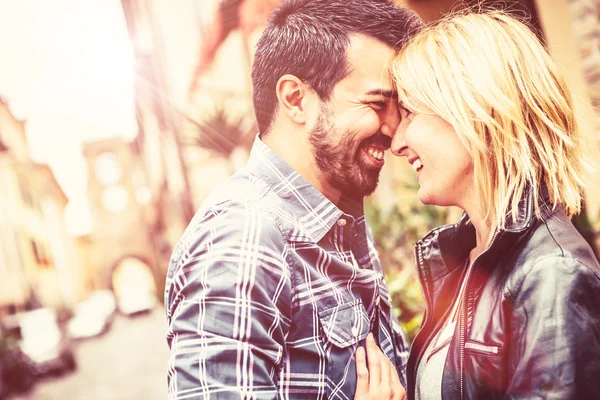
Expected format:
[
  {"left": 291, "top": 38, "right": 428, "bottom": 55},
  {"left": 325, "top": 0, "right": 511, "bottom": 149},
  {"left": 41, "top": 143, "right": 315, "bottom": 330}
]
[{"left": 407, "top": 189, "right": 600, "bottom": 400}]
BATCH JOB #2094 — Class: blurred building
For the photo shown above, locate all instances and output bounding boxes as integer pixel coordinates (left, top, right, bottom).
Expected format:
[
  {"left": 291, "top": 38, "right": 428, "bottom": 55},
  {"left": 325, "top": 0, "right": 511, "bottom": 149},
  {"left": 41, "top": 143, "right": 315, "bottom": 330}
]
[
  {"left": 120, "top": 0, "right": 273, "bottom": 210},
  {"left": 81, "top": 137, "right": 170, "bottom": 299},
  {"left": 0, "top": 97, "right": 33, "bottom": 316},
  {"left": 120, "top": 0, "right": 197, "bottom": 222},
  {"left": 0, "top": 97, "right": 83, "bottom": 316},
  {"left": 81, "top": 0, "right": 203, "bottom": 298},
  {"left": 570, "top": 0, "right": 600, "bottom": 117},
  {"left": 30, "top": 164, "right": 85, "bottom": 306}
]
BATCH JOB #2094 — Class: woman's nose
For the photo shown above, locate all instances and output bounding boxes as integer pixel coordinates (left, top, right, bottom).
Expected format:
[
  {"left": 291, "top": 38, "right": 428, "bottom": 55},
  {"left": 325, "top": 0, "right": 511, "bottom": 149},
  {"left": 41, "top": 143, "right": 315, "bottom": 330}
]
[{"left": 390, "top": 126, "right": 407, "bottom": 157}]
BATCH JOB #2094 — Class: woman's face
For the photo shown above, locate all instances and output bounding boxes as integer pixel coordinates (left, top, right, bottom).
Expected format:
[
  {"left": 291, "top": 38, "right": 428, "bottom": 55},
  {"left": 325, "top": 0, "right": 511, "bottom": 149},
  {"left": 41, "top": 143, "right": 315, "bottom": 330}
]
[{"left": 391, "top": 103, "right": 474, "bottom": 209}]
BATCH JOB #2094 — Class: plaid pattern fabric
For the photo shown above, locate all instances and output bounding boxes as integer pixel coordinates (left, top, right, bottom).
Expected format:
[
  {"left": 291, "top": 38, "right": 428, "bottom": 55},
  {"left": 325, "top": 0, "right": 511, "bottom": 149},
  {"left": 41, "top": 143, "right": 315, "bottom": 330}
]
[{"left": 165, "top": 137, "right": 409, "bottom": 399}]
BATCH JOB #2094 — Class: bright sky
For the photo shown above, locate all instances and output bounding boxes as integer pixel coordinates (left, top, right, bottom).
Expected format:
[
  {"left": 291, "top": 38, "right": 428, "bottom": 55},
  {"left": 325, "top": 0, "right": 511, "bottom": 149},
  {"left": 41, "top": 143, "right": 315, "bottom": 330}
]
[{"left": 0, "top": 0, "right": 137, "bottom": 235}]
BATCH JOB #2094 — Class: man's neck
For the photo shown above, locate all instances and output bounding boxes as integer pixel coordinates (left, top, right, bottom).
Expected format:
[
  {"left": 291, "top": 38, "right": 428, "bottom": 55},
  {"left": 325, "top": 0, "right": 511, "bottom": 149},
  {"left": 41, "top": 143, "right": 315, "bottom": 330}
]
[{"left": 261, "top": 130, "right": 343, "bottom": 205}]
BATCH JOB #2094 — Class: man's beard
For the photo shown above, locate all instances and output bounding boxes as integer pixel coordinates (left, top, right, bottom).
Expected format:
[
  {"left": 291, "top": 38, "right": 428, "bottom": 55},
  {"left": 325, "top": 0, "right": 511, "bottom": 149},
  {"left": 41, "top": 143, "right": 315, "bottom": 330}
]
[{"left": 308, "top": 108, "right": 390, "bottom": 197}]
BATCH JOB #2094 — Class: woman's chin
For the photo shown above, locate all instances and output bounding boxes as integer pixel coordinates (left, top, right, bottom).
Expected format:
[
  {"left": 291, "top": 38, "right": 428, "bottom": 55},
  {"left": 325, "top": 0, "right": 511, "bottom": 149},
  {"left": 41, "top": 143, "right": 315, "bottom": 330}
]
[
  {"left": 417, "top": 189, "right": 430, "bottom": 205},
  {"left": 418, "top": 192, "right": 458, "bottom": 209},
  {"left": 418, "top": 190, "right": 442, "bottom": 207}
]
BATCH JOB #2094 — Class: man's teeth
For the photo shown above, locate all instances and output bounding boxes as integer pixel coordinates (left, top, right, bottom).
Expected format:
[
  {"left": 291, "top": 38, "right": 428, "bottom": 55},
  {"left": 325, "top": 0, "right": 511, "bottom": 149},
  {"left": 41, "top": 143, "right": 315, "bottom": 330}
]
[
  {"left": 367, "top": 148, "right": 385, "bottom": 161},
  {"left": 412, "top": 159, "right": 423, "bottom": 172}
]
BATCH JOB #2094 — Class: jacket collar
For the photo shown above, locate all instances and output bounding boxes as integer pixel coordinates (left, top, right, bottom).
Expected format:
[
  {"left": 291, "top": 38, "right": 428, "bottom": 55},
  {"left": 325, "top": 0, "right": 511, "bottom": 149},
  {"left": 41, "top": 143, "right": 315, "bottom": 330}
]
[
  {"left": 502, "top": 183, "right": 553, "bottom": 232},
  {"left": 246, "top": 135, "right": 365, "bottom": 242},
  {"left": 416, "top": 183, "right": 553, "bottom": 280}
]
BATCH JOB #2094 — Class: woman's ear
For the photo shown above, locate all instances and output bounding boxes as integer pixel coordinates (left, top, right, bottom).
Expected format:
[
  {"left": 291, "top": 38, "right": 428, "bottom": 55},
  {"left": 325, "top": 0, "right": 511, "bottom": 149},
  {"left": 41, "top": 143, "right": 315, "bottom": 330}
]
[{"left": 275, "top": 74, "right": 308, "bottom": 125}]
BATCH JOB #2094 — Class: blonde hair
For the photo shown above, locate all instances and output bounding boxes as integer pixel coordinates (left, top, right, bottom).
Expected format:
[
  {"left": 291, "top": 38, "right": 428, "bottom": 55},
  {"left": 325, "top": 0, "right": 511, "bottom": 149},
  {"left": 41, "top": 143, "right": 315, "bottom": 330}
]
[{"left": 391, "top": 10, "right": 597, "bottom": 229}]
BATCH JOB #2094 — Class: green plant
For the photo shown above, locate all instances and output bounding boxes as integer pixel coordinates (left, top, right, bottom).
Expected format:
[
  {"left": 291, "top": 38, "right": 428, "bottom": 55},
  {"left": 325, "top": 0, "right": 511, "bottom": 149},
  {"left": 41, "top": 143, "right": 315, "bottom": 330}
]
[
  {"left": 366, "top": 178, "right": 456, "bottom": 342},
  {"left": 385, "top": 268, "right": 424, "bottom": 342},
  {"left": 184, "top": 105, "right": 255, "bottom": 159}
]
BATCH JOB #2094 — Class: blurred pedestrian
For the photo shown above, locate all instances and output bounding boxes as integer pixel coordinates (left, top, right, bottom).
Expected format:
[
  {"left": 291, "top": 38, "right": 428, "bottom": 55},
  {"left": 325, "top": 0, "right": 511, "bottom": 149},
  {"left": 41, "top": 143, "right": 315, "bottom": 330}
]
[
  {"left": 165, "top": 0, "right": 422, "bottom": 398},
  {"left": 391, "top": 11, "right": 600, "bottom": 400}
]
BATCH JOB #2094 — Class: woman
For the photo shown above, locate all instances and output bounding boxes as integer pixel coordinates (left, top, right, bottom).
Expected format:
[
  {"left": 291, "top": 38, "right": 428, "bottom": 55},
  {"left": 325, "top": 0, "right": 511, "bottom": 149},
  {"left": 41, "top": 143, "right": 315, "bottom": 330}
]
[{"left": 390, "top": 11, "right": 600, "bottom": 400}]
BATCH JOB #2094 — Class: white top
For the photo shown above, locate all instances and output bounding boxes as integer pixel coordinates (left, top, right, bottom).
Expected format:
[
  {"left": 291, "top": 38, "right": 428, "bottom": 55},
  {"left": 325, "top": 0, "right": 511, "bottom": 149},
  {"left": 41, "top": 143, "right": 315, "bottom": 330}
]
[{"left": 415, "top": 263, "right": 469, "bottom": 400}]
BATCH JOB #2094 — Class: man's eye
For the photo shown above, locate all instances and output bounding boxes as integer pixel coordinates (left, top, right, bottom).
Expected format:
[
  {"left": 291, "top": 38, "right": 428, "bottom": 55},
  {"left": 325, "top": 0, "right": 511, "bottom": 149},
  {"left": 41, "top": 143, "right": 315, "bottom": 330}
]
[{"left": 371, "top": 102, "right": 386, "bottom": 110}]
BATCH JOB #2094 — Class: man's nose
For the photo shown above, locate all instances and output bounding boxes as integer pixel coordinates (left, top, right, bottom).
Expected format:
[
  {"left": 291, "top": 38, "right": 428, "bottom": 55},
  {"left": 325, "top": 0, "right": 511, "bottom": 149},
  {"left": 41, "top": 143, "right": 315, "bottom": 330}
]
[{"left": 381, "top": 106, "right": 400, "bottom": 138}]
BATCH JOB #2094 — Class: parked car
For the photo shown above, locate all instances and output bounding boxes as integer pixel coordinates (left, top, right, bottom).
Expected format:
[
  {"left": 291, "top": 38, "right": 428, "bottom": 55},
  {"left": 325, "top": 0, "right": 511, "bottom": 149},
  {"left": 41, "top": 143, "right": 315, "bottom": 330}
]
[
  {"left": 68, "top": 290, "right": 116, "bottom": 339},
  {"left": 3, "top": 308, "right": 76, "bottom": 376},
  {"left": 87, "top": 290, "right": 117, "bottom": 318},
  {"left": 117, "top": 289, "right": 156, "bottom": 316},
  {"left": 0, "top": 322, "right": 35, "bottom": 398}
]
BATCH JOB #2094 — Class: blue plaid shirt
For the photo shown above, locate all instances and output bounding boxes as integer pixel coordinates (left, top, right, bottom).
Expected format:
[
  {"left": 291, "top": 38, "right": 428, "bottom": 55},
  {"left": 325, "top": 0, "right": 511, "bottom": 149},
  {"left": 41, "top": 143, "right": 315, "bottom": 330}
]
[{"left": 165, "top": 137, "right": 409, "bottom": 399}]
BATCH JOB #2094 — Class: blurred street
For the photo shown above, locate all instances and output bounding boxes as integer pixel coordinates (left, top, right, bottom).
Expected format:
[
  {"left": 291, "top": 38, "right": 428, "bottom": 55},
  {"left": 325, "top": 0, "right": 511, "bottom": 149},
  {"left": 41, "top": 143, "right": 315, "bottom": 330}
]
[{"left": 11, "top": 308, "right": 169, "bottom": 400}]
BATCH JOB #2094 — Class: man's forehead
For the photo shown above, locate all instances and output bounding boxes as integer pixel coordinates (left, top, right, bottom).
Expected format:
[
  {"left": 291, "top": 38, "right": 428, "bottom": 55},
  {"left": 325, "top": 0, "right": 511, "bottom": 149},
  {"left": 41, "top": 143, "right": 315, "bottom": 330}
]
[
  {"left": 341, "top": 34, "right": 396, "bottom": 95},
  {"left": 345, "top": 33, "right": 394, "bottom": 60}
]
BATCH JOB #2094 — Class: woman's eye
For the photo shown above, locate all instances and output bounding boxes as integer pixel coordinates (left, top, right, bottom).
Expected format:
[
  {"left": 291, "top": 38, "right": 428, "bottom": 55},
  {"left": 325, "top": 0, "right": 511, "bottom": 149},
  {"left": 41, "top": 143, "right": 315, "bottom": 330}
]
[{"left": 399, "top": 105, "right": 413, "bottom": 119}]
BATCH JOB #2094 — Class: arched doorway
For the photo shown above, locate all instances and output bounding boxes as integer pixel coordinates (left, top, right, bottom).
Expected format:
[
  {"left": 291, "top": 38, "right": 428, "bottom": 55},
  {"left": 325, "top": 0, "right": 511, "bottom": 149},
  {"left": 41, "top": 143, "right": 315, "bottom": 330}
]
[{"left": 111, "top": 256, "right": 157, "bottom": 315}]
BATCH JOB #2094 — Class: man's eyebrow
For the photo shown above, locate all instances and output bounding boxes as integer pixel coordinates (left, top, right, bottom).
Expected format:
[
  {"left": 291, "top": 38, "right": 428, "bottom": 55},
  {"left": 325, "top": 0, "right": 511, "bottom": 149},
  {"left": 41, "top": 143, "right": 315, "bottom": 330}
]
[{"left": 365, "top": 89, "right": 398, "bottom": 99}]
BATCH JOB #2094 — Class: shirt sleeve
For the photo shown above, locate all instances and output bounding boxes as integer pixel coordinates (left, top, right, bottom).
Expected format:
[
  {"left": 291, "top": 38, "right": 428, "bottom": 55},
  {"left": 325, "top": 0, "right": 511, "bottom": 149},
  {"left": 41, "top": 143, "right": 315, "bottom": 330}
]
[
  {"left": 504, "top": 256, "right": 600, "bottom": 400},
  {"left": 164, "top": 202, "right": 292, "bottom": 399}
]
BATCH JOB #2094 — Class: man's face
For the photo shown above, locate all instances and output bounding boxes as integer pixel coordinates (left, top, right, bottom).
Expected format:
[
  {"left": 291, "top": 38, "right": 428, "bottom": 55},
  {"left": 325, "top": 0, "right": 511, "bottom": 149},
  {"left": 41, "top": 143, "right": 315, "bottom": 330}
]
[{"left": 309, "top": 34, "right": 400, "bottom": 197}]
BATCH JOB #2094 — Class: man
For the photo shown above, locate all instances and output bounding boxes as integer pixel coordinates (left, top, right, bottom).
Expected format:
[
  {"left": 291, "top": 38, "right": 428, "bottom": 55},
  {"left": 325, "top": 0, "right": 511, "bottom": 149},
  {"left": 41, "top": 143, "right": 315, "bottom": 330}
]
[{"left": 165, "top": 0, "right": 422, "bottom": 398}]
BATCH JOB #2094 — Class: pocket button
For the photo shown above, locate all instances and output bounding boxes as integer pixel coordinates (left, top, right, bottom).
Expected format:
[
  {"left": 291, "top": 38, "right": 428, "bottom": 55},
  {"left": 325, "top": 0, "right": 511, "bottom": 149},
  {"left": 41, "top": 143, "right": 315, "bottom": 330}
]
[{"left": 351, "top": 326, "right": 359, "bottom": 337}]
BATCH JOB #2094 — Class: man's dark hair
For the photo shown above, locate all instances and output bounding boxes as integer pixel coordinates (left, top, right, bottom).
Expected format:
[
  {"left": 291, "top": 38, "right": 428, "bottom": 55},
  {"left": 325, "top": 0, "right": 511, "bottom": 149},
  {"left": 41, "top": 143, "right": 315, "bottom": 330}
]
[{"left": 251, "top": 0, "right": 422, "bottom": 135}]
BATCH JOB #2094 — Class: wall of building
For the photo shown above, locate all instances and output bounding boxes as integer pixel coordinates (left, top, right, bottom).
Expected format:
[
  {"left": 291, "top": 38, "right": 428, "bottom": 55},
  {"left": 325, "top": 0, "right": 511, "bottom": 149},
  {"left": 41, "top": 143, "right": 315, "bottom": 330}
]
[
  {"left": 0, "top": 99, "right": 84, "bottom": 312},
  {"left": 0, "top": 158, "right": 31, "bottom": 311},
  {"left": 82, "top": 137, "right": 166, "bottom": 293},
  {"left": 535, "top": 0, "right": 600, "bottom": 228}
]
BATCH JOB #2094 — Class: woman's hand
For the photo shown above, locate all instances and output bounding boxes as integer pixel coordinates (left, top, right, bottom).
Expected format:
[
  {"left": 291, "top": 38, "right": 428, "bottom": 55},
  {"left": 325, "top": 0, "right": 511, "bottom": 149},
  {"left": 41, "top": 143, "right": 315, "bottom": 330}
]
[{"left": 354, "top": 333, "right": 406, "bottom": 400}]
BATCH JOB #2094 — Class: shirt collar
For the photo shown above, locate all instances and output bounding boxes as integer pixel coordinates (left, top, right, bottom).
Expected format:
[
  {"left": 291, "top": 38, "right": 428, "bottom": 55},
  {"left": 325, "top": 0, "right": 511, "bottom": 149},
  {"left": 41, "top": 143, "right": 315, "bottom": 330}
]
[{"left": 247, "top": 135, "right": 365, "bottom": 242}]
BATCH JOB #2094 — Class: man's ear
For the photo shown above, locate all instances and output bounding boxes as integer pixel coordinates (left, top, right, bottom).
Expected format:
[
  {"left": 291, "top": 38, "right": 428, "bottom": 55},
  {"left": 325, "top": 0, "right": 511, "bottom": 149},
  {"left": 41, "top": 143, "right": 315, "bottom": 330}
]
[{"left": 276, "top": 74, "right": 309, "bottom": 125}]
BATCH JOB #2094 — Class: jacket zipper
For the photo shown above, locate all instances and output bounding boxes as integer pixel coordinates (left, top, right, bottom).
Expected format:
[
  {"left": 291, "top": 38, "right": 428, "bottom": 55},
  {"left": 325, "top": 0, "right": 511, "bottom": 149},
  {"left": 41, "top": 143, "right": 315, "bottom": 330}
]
[
  {"left": 459, "top": 229, "right": 498, "bottom": 400},
  {"left": 411, "top": 224, "right": 461, "bottom": 397},
  {"left": 410, "top": 242, "right": 433, "bottom": 386},
  {"left": 459, "top": 191, "right": 532, "bottom": 399}
]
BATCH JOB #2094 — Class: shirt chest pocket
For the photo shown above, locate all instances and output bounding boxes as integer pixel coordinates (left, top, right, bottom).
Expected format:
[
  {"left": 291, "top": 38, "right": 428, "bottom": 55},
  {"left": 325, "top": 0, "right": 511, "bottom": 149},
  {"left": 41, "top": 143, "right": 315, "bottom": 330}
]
[{"left": 318, "top": 299, "right": 370, "bottom": 399}]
